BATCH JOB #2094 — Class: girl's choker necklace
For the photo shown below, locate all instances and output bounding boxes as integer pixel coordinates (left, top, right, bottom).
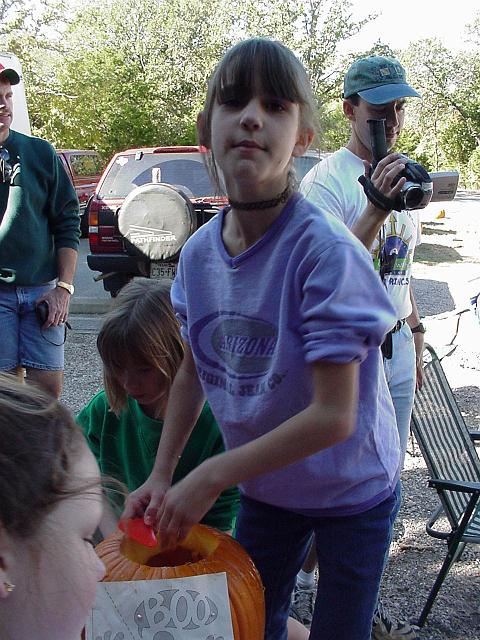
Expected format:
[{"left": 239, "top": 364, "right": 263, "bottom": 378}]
[{"left": 228, "top": 185, "right": 292, "bottom": 211}]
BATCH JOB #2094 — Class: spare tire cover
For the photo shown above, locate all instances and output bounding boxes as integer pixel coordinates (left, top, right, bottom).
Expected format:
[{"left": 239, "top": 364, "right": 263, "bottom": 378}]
[{"left": 118, "top": 183, "right": 196, "bottom": 261}]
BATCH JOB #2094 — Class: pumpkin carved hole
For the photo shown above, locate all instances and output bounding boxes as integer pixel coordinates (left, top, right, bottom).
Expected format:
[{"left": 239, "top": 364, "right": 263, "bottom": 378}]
[
  {"left": 120, "top": 532, "right": 218, "bottom": 568},
  {"left": 146, "top": 548, "right": 203, "bottom": 567}
]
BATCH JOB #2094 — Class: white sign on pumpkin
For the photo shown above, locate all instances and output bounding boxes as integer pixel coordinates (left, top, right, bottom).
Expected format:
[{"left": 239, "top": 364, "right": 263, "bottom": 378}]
[{"left": 84, "top": 572, "right": 234, "bottom": 640}]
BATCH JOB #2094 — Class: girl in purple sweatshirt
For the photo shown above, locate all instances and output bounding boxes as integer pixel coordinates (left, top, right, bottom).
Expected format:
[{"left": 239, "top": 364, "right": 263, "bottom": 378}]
[{"left": 124, "top": 38, "right": 400, "bottom": 640}]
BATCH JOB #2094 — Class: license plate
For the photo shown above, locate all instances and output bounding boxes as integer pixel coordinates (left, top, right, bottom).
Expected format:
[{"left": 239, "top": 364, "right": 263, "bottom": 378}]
[{"left": 150, "top": 261, "right": 177, "bottom": 279}]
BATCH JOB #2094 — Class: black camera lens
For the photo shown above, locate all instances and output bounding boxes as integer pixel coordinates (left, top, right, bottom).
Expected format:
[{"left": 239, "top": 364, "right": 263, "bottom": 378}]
[{"left": 402, "top": 184, "right": 426, "bottom": 210}]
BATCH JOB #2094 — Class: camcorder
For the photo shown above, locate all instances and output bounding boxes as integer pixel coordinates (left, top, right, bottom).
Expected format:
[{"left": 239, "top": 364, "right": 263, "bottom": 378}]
[{"left": 363, "top": 118, "right": 459, "bottom": 211}]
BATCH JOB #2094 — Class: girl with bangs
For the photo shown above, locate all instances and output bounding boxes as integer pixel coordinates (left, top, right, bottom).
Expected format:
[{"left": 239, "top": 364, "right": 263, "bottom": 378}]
[
  {"left": 124, "top": 39, "right": 401, "bottom": 640},
  {"left": 77, "top": 277, "right": 239, "bottom": 538}
]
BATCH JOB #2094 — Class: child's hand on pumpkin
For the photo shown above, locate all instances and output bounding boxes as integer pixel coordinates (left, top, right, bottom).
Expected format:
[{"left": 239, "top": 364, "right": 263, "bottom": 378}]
[
  {"left": 122, "top": 475, "right": 171, "bottom": 528},
  {"left": 156, "top": 460, "right": 222, "bottom": 547}
]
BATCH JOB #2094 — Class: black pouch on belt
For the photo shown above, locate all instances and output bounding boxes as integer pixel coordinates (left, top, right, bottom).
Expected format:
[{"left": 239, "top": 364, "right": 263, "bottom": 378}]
[{"left": 381, "top": 330, "right": 393, "bottom": 359}]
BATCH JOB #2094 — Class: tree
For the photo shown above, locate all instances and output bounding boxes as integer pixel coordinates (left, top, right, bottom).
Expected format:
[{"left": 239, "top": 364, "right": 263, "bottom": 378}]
[
  {"left": 0, "top": 0, "right": 77, "bottom": 147},
  {"left": 35, "top": 0, "right": 237, "bottom": 158},
  {"left": 5, "top": 0, "right": 407, "bottom": 160},
  {"left": 402, "top": 38, "right": 480, "bottom": 182}
]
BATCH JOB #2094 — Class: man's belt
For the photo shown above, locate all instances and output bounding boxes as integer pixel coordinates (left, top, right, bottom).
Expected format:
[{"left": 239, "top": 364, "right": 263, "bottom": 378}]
[{"left": 382, "top": 318, "right": 407, "bottom": 359}]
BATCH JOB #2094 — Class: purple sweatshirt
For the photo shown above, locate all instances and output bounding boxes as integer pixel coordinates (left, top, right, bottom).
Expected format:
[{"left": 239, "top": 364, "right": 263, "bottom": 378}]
[{"left": 171, "top": 193, "right": 400, "bottom": 515}]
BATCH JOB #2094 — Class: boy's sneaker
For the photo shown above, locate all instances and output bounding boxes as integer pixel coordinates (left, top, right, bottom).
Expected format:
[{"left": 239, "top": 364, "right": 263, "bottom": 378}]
[
  {"left": 372, "top": 601, "right": 418, "bottom": 639},
  {"left": 290, "top": 583, "right": 317, "bottom": 628}
]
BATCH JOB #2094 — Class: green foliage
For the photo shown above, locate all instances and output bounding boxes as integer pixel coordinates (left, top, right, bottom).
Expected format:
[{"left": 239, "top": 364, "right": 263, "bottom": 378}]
[
  {"left": 2, "top": 0, "right": 380, "bottom": 158},
  {"left": 30, "top": 0, "right": 236, "bottom": 159},
  {"left": 318, "top": 101, "right": 349, "bottom": 150},
  {"left": 395, "top": 127, "right": 430, "bottom": 170},
  {"left": 401, "top": 38, "right": 480, "bottom": 185},
  {"left": 2, "top": 0, "right": 480, "bottom": 187},
  {"left": 466, "top": 147, "right": 480, "bottom": 189}
]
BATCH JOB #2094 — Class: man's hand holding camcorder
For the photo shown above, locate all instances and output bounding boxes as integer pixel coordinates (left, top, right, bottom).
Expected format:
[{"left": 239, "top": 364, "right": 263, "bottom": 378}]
[
  {"left": 369, "top": 153, "right": 407, "bottom": 209},
  {"left": 354, "top": 153, "right": 407, "bottom": 250}
]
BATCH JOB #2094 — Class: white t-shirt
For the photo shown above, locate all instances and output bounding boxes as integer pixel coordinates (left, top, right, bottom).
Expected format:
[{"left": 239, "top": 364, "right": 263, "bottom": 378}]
[{"left": 300, "top": 147, "right": 421, "bottom": 320}]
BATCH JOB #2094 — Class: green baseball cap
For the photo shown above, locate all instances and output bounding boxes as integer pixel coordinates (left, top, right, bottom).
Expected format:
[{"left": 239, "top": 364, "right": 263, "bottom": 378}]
[{"left": 343, "top": 56, "right": 420, "bottom": 104}]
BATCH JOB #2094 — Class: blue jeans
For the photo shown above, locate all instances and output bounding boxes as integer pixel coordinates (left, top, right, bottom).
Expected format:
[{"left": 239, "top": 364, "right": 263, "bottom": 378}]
[
  {"left": 383, "top": 322, "right": 416, "bottom": 468},
  {"left": 235, "top": 486, "right": 400, "bottom": 640},
  {"left": 0, "top": 282, "right": 65, "bottom": 371}
]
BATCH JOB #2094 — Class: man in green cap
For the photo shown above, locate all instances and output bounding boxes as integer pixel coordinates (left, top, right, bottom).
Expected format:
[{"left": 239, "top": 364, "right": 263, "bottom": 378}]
[{"left": 295, "top": 55, "right": 424, "bottom": 639}]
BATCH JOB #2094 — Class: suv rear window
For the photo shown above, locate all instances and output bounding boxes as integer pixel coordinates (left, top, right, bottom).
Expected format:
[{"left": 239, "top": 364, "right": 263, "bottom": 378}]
[
  {"left": 98, "top": 152, "right": 216, "bottom": 199},
  {"left": 70, "top": 153, "right": 103, "bottom": 177},
  {"left": 97, "top": 150, "right": 325, "bottom": 200}
]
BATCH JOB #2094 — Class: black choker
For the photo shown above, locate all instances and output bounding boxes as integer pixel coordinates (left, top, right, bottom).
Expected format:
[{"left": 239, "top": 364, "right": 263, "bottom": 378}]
[{"left": 228, "top": 185, "right": 292, "bottom": 211}]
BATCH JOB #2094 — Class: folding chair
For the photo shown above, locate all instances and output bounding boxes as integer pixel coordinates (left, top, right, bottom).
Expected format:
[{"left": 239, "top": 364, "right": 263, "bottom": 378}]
[{"left": 410, "top": 343, "right": 480, "bottom": 627}]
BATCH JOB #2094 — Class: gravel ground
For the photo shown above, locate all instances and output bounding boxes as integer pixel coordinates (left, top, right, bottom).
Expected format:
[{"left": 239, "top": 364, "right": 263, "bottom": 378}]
[
  {"left": 62, "top": 191, "right": 480, "bottom": 640},
  {"left": 383, "top": 193, "right": 480, "bottom": 640}
]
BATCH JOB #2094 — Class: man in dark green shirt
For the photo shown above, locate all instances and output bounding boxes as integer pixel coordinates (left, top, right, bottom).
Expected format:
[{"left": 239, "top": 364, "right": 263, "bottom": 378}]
[{"left": 0, "top": 62, "right": 80, "bottom": 397}]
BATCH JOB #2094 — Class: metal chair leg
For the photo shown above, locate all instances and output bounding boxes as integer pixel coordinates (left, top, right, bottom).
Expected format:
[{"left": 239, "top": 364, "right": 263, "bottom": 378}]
[{"left": 417, "top": 542, "right": 459, "bottom": 627}]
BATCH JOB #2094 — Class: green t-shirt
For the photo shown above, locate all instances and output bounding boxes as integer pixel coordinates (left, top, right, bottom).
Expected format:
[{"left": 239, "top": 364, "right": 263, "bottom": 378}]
[
  {"left": 0, "top": 130, "right": 80, "bottom": 285},
  {"left": 77, "top": 391, "right": 239, "bottom": 531}
]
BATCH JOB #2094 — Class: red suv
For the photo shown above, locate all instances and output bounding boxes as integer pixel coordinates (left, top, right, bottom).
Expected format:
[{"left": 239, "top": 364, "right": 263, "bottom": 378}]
[
  {"left": 56, "top": 149, "right": 103, "bottom": 236},
  {"left": 87, "top": 145, "right": 321, "bottom": 296}
]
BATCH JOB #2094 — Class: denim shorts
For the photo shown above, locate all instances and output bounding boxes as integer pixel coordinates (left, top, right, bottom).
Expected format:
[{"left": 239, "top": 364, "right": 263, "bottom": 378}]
[
  {"left": 0, "top": 282, "right": 65, "bottom": 371},
  {"left": 235, "top": 485, "right": 400, "bottom": 640}
]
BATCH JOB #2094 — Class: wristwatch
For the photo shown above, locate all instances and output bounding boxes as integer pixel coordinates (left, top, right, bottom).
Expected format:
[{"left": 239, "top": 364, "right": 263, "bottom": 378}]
[
  {"left": 56, "top": 280, "right": 75, "bottom": 295},
  {"left": 411, "top": 322, "right": 426, "bottom": 334}
]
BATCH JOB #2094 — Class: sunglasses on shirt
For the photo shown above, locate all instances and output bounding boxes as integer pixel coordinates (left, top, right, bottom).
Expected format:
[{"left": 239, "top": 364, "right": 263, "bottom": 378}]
[{"left": 0, "top": 147, "right": 13, "bottom": 183}]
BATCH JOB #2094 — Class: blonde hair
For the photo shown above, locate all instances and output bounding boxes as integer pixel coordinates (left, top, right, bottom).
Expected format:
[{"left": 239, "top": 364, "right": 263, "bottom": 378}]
[
  {"left": 0, "top": 374, "right": 93, "bottom": 538},
  {"left": 97, "top": 278, "right": 184, "bottom": 417},
  {"left": 199, "top": 38, "right": 317, "bottom": 189}
]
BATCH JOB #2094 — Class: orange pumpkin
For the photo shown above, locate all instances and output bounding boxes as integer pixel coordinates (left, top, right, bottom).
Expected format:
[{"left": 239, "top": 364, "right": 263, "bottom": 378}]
[{"left": 95, "top": 524, "right": 265, "bottom": 639}]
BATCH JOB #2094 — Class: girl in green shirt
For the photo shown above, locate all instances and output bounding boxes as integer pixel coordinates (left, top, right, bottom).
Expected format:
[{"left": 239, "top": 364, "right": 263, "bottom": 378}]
[{"left": 77, "top": 278, "right": 239, "bottom": 538}]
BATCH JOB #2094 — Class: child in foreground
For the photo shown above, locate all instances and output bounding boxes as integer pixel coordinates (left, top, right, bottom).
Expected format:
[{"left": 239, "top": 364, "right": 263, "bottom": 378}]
[
  {"left": 78, "top": 277, "right": 239, "bottom": 537},
  {"left": 0, "top": 373, "right": 105, "bottom": 640},
  {"left": 124, "top": 38, "right": 400, "bottom": 640}
]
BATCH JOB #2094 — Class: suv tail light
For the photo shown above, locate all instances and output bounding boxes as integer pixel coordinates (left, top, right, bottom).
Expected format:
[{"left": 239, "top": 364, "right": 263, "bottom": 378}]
[
  {"left": 88, "top": 198, "right": 100, "bottom": 251},
  {"left": 88, "top": 199, "right": 123, "bottom": 253}
]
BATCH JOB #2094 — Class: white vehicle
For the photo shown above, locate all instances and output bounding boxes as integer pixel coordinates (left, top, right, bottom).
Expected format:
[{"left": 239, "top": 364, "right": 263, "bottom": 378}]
[{"left": 0, "top": 51, "right": 30, "bottom": 135}]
